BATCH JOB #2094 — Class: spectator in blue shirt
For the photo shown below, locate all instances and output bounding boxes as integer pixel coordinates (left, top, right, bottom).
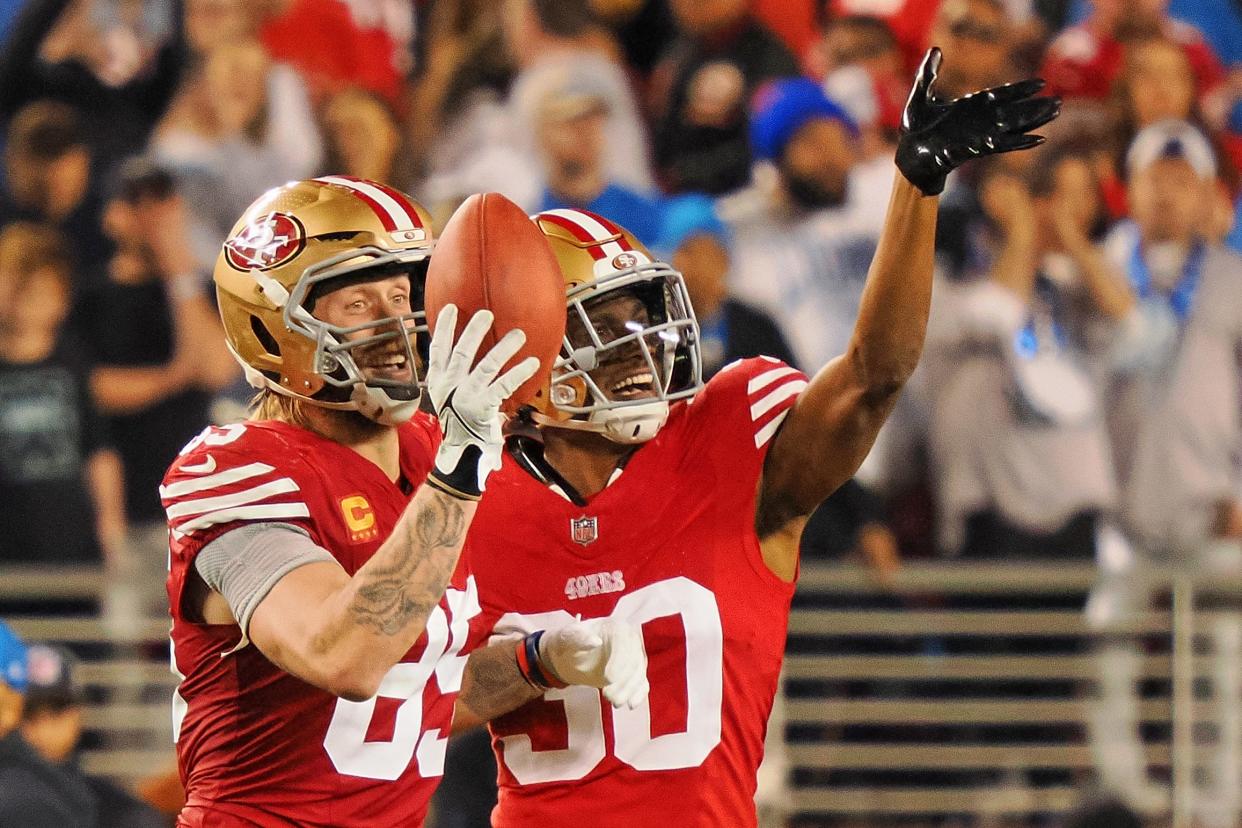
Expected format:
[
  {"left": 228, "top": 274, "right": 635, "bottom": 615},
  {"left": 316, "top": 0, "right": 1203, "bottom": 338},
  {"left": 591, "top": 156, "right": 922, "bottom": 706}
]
[{"left": 534, "top": 73, "right": 663, "bottom": 246}]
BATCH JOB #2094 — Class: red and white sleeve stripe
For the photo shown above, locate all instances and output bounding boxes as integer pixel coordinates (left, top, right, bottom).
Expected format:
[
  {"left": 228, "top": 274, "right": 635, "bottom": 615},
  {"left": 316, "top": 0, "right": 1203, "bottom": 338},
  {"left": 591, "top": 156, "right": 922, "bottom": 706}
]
[
  {"left": 161, "top": 462, "right": 310, "bottom": 537},
  {"left": 745, "top": 361, "right": 808, "bottom": 449}
]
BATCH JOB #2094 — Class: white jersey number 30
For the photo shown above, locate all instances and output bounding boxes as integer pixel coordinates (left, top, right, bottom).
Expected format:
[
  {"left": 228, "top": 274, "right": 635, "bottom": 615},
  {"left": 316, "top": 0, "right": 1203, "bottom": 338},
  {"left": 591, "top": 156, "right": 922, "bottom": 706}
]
[{"left": 493, "top": 576, "right": 724, "bottom": 783}]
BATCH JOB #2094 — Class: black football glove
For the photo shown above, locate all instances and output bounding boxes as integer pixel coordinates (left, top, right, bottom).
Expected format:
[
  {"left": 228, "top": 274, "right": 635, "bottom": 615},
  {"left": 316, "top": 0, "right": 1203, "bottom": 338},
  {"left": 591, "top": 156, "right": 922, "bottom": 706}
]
[{"left": 895, "top": 47, "right": 1061, "bottom": 196}]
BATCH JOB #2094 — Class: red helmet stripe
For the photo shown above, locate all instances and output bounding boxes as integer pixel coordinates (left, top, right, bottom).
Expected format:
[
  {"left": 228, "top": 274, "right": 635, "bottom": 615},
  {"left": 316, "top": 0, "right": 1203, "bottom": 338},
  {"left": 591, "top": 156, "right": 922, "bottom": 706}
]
[
  {"left": 313, "top": 177, "right": 396, "bottom": 231},
  {"left": 585, "top": 214, "right": 632, "bottom": 250},
  {"left": 538, "top": 211, "right": 607, "bottom": 260},
  {"left": 572, "top": 210, "right": 634, "bottom": 251},
  {"left": 579, "top": 210, "right": 625, "bottom": 237},
  {"left": 313, "top": 176, "right": 420, "bottom": 233},
  {"left": 340, "top": 176, "right": 425, "bottom": 229},
  {"left": 547, "top": 210, "right": 633, "bottom": 250}
]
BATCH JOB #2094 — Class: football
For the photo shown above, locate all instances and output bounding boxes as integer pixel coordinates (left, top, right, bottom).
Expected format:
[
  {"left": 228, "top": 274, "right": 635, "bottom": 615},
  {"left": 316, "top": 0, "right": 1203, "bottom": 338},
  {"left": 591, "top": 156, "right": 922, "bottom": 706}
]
[{"left": 424, "top": 192, "right": 567, "bottom": 412}]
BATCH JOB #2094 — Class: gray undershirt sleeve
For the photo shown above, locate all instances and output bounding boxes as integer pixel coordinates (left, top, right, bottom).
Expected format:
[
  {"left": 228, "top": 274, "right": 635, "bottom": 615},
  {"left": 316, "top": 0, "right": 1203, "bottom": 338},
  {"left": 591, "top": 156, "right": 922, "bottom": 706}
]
[{"left": 195, "top": 522, "right": 336, "bottom": 636}]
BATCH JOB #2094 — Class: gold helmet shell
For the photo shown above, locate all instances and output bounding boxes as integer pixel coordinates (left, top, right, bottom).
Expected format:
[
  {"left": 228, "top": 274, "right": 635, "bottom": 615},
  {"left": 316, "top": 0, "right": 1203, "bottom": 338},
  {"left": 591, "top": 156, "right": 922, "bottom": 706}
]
[
  {"left": 214, "top": 176, "right": 434, "bottom": 424},
  {"left": 526, "top": 208, "right": 702, "bottom": 444}
]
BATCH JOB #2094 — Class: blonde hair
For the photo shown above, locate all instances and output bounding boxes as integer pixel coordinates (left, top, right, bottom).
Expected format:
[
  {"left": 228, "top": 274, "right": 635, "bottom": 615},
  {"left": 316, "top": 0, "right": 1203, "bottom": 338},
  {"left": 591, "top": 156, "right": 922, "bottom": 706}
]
[
  {"left": 250, "top": 387, "right": 391, "bottom": 444},
  {"left": 250, "top": 388, "right": 315, "bottom": 430}
]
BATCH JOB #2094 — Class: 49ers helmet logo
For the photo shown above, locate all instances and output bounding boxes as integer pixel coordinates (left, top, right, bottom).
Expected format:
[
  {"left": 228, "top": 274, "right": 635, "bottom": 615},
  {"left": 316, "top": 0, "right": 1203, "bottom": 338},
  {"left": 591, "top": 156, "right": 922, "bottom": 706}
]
[
  {"left": 611, "top": 252, "right": 638, "bottom": 270},
  {"left": 224, "top": 212, "right": 306, "bottom": 271}
]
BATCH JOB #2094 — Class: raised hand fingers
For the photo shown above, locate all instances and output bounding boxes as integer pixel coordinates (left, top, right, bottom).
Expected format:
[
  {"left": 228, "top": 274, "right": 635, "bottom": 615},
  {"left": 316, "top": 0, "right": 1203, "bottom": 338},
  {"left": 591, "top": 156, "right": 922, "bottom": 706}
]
[
  {"left": 904, "top": 47, "right": 943, "bottom": 128},
  {"left": 973, "top": 77, "right": 1046, "bottom": 107},
  {"left": 998, "top": 96, "right": 1061, "bottom": 136},
  {"left": 446, "top": 308, "right": 495, "bottom": 382},
  {"left": 915, "top": 47, "right": 942, "bottom": 98},
  {"left": 992, "top": 133, "right": 1046, "bottom": 155},
  {"left": 489, "top": 356, "right": 540, "bottom": 406},
  {"left": 427, "top": 303, "right": 458, "bottom": 379},
  {"left": 470, "top": 327, "right": 527, "bottom": 387}
]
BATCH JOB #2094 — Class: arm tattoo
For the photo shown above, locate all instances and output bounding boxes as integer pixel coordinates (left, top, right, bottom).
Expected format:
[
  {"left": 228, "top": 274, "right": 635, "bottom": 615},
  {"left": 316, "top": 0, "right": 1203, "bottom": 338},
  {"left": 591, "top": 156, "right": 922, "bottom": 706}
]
[
  {"left": 458, "top": 643, "right": 543, "bottom": 723},
  {"left": 348, "top": 490, "right": 468, "bottom": 636}
]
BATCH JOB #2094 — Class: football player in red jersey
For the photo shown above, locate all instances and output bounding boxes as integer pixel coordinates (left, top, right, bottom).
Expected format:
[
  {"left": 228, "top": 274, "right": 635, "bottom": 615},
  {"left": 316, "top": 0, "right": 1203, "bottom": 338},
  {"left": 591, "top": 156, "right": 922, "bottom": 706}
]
[
  {"left": 162, "top": 177, "right": 647, "bottom": 827},
  {"left": 450, "top": 49, "right": 1060, "bottom": 826}
]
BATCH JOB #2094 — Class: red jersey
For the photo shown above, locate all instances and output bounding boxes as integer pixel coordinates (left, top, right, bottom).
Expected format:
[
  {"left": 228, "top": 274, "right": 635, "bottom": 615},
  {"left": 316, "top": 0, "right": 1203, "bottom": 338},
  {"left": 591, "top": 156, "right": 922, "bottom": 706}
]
[
  {"left": 1041, "top": 20, "right": 1225, "bottom": 102},
  {"left": 466, "top": 357, "right": 809, "bottom": 827},
  {"left": 162, "top": 415, "right": 478, "bottom": 827}
]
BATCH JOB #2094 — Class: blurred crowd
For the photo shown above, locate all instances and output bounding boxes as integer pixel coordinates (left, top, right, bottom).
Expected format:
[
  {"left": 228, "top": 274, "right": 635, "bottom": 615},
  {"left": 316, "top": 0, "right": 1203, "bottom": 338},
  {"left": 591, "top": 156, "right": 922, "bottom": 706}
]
[{"left": 0, "top": 0, "right": 1240, "bottom": 824}]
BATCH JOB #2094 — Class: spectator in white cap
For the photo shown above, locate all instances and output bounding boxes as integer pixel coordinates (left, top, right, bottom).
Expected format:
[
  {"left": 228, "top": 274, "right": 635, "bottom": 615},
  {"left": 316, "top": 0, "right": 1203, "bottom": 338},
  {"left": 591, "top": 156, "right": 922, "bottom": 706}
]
[
  {"left": 534, "top": 72, "right": 664, "bottom": 245},
  {"left": 1102, "top": 118, "right": 1242, "bottom": 551},
  {"left": 505, "top": 0, "right": 655, "bottom": 198},
  {"left": 1090, "top": 119, "right": 1242, "bottom": 827}
]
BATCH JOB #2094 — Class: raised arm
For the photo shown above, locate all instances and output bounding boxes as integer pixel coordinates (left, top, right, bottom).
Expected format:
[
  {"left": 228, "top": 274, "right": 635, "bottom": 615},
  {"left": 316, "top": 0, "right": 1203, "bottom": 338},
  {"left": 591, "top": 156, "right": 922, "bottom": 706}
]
[
  {"left": 248, "top": 487, "right": 472, "bottom": 701},
  {"left": 215, "top": 309, "right": 538, "bottom": 701},
  {"left": 756, "top": 48, "right": 1060, "bottom": 542}
]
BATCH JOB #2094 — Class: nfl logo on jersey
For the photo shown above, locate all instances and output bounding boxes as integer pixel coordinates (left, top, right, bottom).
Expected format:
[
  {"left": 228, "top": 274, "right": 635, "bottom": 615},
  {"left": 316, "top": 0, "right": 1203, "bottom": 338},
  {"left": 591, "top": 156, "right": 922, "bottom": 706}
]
[{"left": 570, "top": 516, "right": 598, "bottom": 546}]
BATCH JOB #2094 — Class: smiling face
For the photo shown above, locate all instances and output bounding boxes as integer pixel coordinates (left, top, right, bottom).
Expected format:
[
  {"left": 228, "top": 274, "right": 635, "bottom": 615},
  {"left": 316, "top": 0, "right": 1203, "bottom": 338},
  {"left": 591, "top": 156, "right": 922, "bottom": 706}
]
[
  {"left": 566, "top": 290, "right": 663, "bottom": 402},
  {"left": 311, "top": 274, "right": 418, "bottom": 386}
]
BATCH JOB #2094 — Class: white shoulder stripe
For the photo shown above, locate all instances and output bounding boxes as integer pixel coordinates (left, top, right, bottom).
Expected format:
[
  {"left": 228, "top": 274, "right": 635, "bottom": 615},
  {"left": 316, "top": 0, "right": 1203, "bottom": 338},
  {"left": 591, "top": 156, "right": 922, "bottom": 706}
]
[
  {"left": 747, "top": 365, "right": 801, "bottom": 395},
  {"left": 750, "top": 380, "right": 807, "bottom": 421},
  {"left": 754, "top": 410, "right": 791, "bottom": 448},
  {"left": 160, "top": 462, "right": 276, "bottom": 500},
  {"left": 178, "top": 503, "right": 312, "bottom": 535},
  {"left": 166, "top": 478, "right": 301, "bottom": 519}
]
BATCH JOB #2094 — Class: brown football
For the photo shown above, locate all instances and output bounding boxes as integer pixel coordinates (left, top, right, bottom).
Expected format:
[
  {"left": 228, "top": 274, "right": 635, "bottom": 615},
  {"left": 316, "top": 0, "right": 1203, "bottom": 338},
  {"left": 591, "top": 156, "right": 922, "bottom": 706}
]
[{"left": 424, "top": 192, "right": 566, "bottom": 412}]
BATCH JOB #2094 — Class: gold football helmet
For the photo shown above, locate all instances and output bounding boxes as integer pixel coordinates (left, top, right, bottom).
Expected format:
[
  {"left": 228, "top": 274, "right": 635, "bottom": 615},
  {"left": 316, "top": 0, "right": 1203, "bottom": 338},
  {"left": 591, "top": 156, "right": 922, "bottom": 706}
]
[
  {"left": 527, "top": 209, "right": 702, "bottom": 444},
  {"left": 214, "top": 176, "right": 434, "bottom": 425}
]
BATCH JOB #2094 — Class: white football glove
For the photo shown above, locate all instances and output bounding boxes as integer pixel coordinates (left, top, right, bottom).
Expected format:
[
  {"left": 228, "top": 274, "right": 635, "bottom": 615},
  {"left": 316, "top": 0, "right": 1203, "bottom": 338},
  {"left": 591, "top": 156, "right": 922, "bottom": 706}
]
[
  {"left": 425, "top": 304, "right": 539, "bottom": 498},
  {"left": 539, "top": 617, "right": 649, "bottom": 710}
]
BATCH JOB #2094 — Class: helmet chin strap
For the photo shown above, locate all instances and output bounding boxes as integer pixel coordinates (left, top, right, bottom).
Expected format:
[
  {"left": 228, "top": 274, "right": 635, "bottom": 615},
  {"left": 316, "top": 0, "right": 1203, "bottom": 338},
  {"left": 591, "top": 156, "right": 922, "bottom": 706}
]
[
  {"left": 350, "top": 383, "right": 420, "bottom": 426},
  {"left": 534, "top": 399, "right": 669, "bottom": 445},
  {"left": 234, "top": 341, "right": 421, "bottom": 425},
  {"left": 595, "top": 401, "right": 668, "bottom": 444}
]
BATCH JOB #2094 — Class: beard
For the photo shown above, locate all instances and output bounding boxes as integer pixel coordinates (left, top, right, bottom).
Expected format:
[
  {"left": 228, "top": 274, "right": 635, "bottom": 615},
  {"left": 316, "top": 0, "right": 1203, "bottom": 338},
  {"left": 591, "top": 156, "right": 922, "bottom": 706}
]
[
  {"left": 781, "top": 169, "right": 848, "bottom": 210},
  {"left": 315, "top": 406, "right": 391, "bottom": 445}
]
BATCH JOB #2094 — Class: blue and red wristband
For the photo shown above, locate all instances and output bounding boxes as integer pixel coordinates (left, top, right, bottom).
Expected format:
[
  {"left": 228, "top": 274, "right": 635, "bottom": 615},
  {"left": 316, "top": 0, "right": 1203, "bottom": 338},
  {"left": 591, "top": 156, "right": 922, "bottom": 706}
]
[{"left": 515, "top": 630, "right": 567, "bottom": 691}]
